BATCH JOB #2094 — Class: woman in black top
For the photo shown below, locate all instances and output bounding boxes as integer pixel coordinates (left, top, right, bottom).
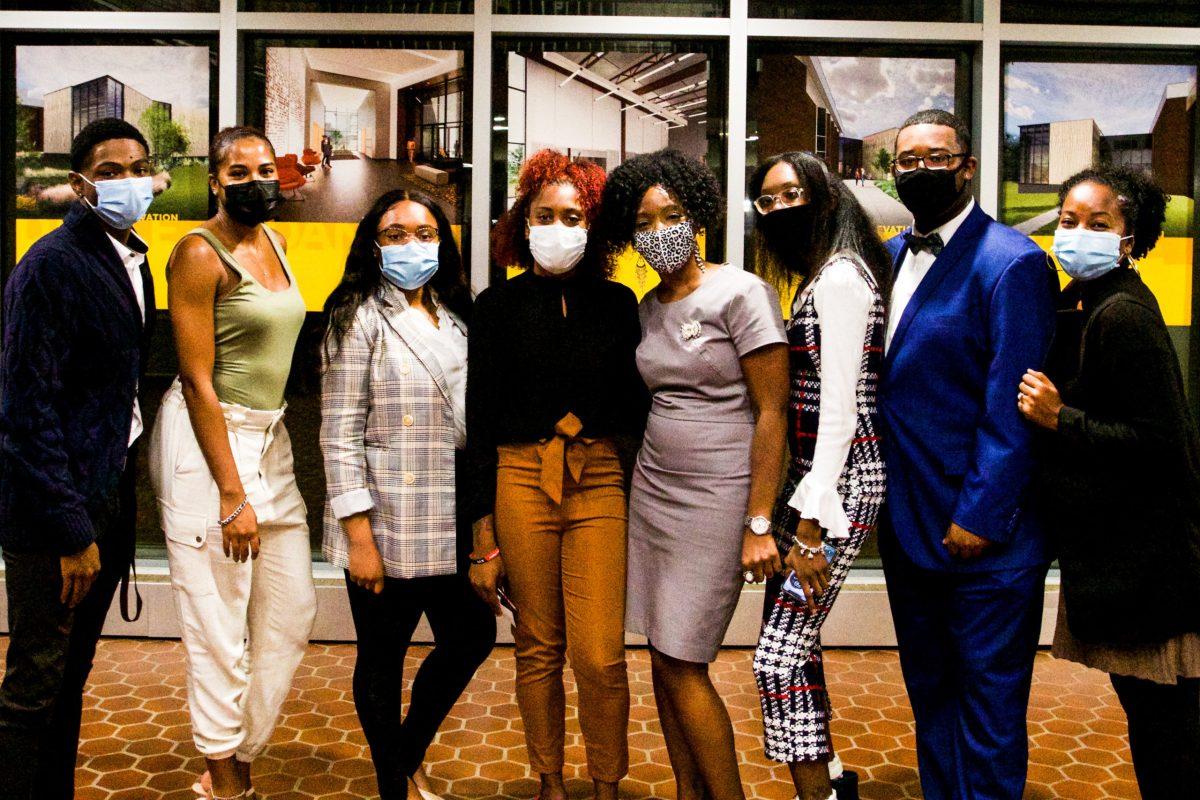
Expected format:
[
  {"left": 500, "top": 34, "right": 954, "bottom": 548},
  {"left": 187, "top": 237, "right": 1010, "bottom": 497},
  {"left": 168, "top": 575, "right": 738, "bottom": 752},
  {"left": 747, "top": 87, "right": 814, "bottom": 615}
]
[
  {"left": 1019, "top": 165, "right": 1200, "bottom": 800},
  {"left": 466, "top": 149, "right": 645, "bottom": 800}
]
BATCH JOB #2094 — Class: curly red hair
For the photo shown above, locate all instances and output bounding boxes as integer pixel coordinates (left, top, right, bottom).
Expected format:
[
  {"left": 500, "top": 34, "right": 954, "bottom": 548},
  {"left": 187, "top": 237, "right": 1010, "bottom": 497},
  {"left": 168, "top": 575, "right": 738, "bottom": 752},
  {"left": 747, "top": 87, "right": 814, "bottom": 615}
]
[{"left": 491, "top": 149, "right": 608, "bottom": 274}]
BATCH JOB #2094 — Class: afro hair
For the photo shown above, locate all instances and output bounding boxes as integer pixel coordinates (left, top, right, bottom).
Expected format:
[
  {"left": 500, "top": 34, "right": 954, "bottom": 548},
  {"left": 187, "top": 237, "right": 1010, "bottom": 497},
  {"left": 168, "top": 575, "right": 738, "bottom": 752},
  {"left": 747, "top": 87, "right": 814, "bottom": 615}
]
[
  {"left": 1058, "top": 166, "right": 1168, "bottom": 260},
  {"left": 588, "top": 149, "right": 723, "bottom": 271}
]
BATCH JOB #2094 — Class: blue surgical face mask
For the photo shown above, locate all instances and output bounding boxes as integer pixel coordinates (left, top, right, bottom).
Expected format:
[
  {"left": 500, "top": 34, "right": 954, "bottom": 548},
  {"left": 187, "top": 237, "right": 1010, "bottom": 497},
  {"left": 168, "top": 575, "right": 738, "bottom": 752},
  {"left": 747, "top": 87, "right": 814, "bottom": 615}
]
[
  {"left": 1052, "top": 227, "right": 1132, "bottom": 281},
  {"left": 80, "top": 175, "right": 154, "bottom": 230},
  {"left": 378, "top": 241, "right": 440, "bottom": 290}
]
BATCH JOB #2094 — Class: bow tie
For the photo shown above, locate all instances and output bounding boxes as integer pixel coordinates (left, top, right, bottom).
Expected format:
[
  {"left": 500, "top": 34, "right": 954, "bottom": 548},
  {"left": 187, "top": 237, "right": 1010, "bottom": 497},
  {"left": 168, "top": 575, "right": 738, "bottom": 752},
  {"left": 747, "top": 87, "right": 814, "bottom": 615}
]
[{"left": 904, "top": 231, "right": 945, "bottom": 256}]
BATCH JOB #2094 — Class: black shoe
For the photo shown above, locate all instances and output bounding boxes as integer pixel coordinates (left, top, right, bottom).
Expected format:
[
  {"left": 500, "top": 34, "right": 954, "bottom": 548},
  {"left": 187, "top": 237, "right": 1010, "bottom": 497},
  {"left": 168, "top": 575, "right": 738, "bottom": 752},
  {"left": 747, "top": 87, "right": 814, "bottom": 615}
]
[{"left": 831, "top": 769, "right": 859, "bottom": 800}]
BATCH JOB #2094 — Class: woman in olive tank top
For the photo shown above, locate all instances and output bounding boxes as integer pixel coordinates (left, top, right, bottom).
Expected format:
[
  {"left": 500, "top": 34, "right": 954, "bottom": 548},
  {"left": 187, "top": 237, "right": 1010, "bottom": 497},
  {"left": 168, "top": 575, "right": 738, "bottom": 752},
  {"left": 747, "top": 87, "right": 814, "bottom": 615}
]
[{"left": 149, "top": 126, "right": 315, "bottom": 800}]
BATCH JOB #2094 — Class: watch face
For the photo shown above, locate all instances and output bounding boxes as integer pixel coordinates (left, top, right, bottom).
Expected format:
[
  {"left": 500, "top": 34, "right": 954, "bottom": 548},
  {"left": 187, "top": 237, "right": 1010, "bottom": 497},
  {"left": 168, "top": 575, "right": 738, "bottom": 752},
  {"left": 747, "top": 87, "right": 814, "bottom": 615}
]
[{"left": 750, "top": 516, "right": 770, "bottom": 535}]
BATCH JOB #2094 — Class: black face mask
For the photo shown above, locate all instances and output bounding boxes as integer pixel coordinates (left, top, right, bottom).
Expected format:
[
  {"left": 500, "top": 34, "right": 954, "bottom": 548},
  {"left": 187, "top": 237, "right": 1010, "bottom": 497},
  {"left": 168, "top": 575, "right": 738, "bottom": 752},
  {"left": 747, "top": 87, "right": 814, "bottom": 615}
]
[
  {"left": 895, "top": 164, "right": 967, "bottom": 225},
  {"left": 758, "top": 204, "right": 816, "bottom": 263},
  {"left": 222, "top": 179, "right": 282, "bottom": 227}
]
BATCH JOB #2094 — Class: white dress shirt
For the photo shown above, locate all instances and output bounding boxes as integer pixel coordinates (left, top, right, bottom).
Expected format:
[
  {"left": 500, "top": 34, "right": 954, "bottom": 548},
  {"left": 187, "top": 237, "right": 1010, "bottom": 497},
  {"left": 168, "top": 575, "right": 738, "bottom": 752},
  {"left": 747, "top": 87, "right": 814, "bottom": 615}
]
[
  {"left": 786, "top": 256, "right": 876, "bottom": 540},
  {"left": 107, "top": 233, "right": 147, "bottom": 446},
  {"left": 407, "top": 302, "right": 469, "bottom": 450},
  {"left": 884, "top": 199, "right": 976, "bottom": 353}
]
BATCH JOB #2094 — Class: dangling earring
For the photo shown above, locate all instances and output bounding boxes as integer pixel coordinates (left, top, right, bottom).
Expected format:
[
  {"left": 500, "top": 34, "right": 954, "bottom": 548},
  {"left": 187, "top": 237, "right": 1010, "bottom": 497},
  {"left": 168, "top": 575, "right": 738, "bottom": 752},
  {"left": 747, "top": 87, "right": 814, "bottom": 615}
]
[{"left": 635, "top": 255, "right": 649, "bottom": 292}]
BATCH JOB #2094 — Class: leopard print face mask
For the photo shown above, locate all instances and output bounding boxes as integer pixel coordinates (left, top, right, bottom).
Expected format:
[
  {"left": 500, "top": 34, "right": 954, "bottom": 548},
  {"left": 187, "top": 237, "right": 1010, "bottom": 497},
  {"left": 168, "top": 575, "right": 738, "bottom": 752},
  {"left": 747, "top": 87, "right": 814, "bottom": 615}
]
[{"left": 634, "top": 220, "right": 698, "bottom": 276}]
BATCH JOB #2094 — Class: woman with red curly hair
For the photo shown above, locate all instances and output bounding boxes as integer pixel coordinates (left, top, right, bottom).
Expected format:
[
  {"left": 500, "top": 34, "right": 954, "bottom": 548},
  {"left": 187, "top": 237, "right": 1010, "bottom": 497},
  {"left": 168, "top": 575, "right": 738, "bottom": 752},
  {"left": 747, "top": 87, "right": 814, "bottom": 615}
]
[{"left": 465, "top": 149, "right": 647, "bottom": 800}]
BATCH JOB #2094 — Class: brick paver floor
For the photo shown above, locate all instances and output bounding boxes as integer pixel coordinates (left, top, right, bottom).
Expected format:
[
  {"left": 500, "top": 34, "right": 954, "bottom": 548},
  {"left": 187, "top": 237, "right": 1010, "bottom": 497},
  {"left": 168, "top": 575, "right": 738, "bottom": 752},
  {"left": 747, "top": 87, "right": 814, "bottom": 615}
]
[{"left": 0, "top": 639, "right": 1137, "bottom": 799}]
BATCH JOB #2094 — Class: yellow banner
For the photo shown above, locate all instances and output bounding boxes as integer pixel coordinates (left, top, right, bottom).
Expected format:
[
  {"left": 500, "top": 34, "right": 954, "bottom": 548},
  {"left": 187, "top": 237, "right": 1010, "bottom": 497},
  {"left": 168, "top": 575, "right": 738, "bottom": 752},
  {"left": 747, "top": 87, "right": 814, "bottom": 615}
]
[
  {"left": 1031, "top": 235, "right": 1192, "bottom": 326},
  {"left": 15, "top": 219, "right": 463, "bottom": 312},
  {"left": 16, "top": 220, "right": 1193, "bottom": 326}
]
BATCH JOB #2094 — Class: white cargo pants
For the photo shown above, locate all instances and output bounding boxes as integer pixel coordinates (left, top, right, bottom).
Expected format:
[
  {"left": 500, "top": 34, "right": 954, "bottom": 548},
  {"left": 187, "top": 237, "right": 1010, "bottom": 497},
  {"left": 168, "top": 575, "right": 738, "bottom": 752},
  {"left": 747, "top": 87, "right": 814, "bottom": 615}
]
[{"left": 150, "top": 380, "right": 316, "bottom": 761}]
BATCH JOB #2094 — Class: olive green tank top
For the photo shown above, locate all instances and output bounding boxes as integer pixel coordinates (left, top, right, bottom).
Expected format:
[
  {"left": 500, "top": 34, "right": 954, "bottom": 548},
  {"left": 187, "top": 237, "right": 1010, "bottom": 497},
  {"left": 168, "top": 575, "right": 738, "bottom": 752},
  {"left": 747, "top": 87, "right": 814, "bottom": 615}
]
[{"left": 188, "top": 226, "right": 305, "bottom": 411}]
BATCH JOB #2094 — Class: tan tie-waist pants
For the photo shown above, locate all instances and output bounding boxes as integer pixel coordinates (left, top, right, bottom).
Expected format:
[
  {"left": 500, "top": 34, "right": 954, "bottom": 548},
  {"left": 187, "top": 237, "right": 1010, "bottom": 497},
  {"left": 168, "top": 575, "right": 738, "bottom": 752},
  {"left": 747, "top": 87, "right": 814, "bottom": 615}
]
[{"left": 493, "top": 413, "right": 630, "bottom": 782}]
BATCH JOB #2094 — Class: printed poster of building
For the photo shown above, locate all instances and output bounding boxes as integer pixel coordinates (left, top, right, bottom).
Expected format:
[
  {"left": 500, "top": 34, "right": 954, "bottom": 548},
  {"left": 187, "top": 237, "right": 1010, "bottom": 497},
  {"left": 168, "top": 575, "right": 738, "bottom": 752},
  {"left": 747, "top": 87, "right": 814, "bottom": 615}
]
[
  {"left": 13, "top": 45, "right": 212, "bottom": 309},
  {"left": 1002, "top": 60, "right": 1196, "bottom": 355},
  {"left": 502, "top": 49, "right": 713, "bottom": 295},
  {"left": 748, "top": 54, "right": 957, "bottom": 239},
  {"left": 15, "top": 45, "right": 210, "bottom": 221}
]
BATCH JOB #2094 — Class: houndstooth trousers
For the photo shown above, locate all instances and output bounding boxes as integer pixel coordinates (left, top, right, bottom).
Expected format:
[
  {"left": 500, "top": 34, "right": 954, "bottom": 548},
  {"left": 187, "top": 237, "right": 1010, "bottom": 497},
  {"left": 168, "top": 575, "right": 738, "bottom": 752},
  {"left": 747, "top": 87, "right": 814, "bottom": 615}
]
[{"left": 752, "top": 519, "right": 871, "bottom": 763}]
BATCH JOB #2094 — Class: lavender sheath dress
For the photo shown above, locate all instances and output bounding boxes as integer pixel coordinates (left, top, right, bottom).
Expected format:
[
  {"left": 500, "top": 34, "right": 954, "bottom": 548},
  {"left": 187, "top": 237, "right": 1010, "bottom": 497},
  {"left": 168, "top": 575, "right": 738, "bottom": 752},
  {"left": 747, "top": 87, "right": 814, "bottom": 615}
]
[{"left": 625, "top": 266, "right": 787, "bottom": 663}]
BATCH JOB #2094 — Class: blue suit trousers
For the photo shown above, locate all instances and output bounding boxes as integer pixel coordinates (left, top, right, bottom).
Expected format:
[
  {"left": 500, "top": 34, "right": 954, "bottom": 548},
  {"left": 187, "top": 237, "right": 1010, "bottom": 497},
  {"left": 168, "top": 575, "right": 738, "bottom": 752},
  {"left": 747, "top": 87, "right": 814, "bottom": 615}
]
[{"left": 880, "top": 527, "right": 1047, "bottom": 800}]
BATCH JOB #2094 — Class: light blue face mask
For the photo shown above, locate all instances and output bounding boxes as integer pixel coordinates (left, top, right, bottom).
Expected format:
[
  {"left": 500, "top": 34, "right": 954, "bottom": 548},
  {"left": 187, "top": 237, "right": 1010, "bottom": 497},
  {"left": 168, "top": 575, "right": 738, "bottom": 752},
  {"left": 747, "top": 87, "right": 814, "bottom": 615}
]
[
  {"left": 378, "top": 241, "right": 440, "bottom": 290},
  {"left": 81, "top": 175, "right": 154, "bottom": 230},
  {"left": 1052, "top": 227, "right": 1132, "bottom": 281}
]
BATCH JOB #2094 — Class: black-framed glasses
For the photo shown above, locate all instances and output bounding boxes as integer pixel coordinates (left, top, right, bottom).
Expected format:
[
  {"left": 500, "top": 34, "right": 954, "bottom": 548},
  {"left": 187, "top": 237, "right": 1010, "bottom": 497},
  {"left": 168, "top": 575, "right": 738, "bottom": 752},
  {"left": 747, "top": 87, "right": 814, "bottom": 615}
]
[
  {"left": 377, "top": 226, "right": 440, "bottom": 245},
  {"left": 893, "top": 152, "right": 968, "bottom": 172},
  {"left": 753, "top": 185, "right": 806, "bottom": 215}
]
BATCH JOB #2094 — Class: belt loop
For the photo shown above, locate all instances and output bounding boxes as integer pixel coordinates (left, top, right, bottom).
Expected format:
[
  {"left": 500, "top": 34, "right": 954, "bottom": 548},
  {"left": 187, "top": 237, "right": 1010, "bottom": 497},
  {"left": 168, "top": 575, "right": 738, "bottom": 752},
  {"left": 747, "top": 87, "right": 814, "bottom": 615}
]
[{"left": 223, "top": 405, "right": 248, "bottom": 432}]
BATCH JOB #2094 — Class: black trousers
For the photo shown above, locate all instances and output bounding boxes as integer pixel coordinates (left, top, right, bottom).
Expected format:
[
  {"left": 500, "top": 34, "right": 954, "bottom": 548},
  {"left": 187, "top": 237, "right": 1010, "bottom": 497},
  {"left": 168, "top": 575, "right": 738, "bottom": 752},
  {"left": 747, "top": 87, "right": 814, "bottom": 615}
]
[
  {"left": 1110, "top": 672, "right": 1200, "bottom": 800},
  {"left": 0, "top": 445, "right": 138, "bottom": 800},
  {"left": 346, "top": 567, "right": 496, "bottom": 800}
]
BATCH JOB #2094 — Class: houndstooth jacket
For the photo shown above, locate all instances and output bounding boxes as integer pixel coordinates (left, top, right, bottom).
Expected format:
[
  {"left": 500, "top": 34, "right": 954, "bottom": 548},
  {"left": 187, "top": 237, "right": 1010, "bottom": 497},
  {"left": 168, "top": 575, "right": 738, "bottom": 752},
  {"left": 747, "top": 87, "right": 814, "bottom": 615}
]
[{"left": 320, "top": 284, "right": 463, "bottom": 579}]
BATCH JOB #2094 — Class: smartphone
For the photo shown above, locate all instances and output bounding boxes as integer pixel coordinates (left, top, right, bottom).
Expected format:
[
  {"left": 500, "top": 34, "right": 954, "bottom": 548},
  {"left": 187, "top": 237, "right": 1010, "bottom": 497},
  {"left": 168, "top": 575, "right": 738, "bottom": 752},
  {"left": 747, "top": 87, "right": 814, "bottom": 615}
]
[
  {"left": 496, "top": 584, "right": 518, "bottom": 628},
  {"left": 780, "top": 543, "right": 839, "bottom": 602}
]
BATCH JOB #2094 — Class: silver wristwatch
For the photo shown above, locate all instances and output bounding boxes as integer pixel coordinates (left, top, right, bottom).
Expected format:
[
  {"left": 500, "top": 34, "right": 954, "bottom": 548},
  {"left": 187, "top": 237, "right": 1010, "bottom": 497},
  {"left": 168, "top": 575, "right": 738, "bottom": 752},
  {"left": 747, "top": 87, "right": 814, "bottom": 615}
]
[{"left": 744, "top": 514, "right": 772, "bottom": 536}]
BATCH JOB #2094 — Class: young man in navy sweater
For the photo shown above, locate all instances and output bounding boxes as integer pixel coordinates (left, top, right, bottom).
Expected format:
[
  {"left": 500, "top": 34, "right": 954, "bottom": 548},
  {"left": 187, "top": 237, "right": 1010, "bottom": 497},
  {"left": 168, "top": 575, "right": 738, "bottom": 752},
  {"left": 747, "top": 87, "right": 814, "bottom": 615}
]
[{"left": 0, "top": 117, "right": 155, "bottom": 800}]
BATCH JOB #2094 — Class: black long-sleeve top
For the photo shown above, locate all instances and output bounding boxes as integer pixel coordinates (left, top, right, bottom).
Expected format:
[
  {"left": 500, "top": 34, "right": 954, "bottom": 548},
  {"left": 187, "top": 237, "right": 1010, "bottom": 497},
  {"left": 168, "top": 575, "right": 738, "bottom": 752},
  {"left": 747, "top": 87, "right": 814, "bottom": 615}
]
[
  {"left": 1035, "top": 266, "right": 1200, "bottom": 644},
  {"left": 465, "top": 270, "right": 648, "bottom": 524}
]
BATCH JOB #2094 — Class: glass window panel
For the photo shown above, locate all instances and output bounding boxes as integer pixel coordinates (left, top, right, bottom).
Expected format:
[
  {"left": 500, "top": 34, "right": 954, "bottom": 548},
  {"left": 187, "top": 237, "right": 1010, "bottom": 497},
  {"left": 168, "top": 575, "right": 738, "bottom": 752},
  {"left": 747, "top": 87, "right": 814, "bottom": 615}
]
[
  {"left": 746, "top": 42, "right": 972, "bottom": 567},
  {"left": 1002, "top": 0, "right": 1199, "bottom": 27},
  {"left": 239, "top": 0, "right": 473, "bottom": 10},
  {"left": 492, "top": 37, "right": 728, "bottom": 291},
  {"left": 241, "top": 35, "right": 470, "bottom": 555},
  {"left": 1000, "top": 53, "right": 1196, "bottom": 381},
  {"left": 495, "top": 1, "right": 727, "bottom": 15},
  {"left": 750, "top": 0, "right": 971, "bottom": 22},
  {"left": 11, "top": 38, "right": 216, "bottom": 558},
  {"left": 0, "top": 0, "right": 217, "bottom": 8}
]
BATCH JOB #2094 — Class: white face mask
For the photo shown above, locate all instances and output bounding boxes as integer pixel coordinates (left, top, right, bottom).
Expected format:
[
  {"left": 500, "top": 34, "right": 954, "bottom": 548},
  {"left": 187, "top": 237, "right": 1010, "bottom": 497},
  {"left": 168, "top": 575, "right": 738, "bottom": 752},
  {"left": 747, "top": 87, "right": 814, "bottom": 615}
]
[{"left": 528, "top": 222, "right": 588, "bottom": 275}]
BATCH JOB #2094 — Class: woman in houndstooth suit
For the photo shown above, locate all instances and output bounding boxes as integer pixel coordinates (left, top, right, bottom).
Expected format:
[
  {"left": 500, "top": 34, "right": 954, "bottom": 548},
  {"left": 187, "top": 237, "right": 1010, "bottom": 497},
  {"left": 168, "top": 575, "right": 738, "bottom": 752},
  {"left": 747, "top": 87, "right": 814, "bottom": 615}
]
[{"left": 747, "top": 151, "right": 892, "bottom": 800}]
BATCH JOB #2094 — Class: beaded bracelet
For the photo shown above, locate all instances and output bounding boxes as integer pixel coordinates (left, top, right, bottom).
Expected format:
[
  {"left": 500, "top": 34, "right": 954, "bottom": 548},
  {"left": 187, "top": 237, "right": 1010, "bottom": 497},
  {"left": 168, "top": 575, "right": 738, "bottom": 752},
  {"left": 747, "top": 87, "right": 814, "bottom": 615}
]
[
  {"left": 219, "top": 496, "right": 248, "bottom": 527},
  {"left": 791, "top": 536, "right": 825, "bottom": 560}
]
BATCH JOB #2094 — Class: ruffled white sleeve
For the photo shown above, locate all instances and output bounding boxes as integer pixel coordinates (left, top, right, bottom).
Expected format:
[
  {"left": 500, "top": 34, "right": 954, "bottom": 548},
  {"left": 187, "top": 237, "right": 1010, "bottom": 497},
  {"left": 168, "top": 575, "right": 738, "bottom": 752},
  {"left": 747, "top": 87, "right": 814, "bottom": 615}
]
[{"left": 787, "top": 258, "right": 875, "bottom": 539}]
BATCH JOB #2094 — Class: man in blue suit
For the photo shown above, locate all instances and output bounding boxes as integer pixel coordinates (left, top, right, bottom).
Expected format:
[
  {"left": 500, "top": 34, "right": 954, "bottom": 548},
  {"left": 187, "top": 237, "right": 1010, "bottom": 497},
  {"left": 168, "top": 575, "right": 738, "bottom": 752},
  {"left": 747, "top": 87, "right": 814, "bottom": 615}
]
[{"left": 878, "top": 109, "right": 1057, "bottom": 800}]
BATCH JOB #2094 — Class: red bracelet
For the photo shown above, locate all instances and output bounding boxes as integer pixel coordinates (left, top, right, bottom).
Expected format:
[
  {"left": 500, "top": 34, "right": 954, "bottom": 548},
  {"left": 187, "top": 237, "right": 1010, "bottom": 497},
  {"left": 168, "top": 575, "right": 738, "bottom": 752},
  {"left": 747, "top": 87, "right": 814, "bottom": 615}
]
[{"left": 469, "top": 547, "right": 501, "bottom": 566}]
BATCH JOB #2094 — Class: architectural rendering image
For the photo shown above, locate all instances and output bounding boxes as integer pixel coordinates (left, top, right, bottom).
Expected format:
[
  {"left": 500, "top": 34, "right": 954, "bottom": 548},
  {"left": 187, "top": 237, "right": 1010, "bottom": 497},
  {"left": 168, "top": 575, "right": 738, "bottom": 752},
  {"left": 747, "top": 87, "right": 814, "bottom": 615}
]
[
  {"left": 502, "top": 49, "right": 711, "bottom": 206},
  {"left": 14, "top": 45, "right": 210, "bottom": 220},
  {"left": 263, "top": 47, "right": 465, "bottom": 223},
  {"left": 749, "top": 54, "right": 957, "bottom": 229},
  {"left": 1003, "top": 61, "right": 1196, "bottom": 235}
]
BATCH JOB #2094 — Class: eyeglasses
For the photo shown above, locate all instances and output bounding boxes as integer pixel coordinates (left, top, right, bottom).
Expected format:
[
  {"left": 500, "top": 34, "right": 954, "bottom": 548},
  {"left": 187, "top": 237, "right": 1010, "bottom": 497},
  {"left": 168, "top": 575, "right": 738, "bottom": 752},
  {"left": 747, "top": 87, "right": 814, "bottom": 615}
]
[
  {"left": 377, "top": 226, "right": 439, "bottom": 245},
  {"left": 893, "top": 152, "right": 968, "bottom": 173},
  {"left": 753, "top": 186, "right": 806, "bottom": 215}
]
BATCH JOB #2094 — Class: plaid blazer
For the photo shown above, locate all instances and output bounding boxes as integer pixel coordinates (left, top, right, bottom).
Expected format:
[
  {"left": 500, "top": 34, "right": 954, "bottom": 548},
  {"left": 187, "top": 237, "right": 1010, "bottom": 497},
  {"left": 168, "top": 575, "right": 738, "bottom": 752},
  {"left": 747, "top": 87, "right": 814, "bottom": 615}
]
[{"left": 320, "top": 286, "right": 463, "bottom": 578}]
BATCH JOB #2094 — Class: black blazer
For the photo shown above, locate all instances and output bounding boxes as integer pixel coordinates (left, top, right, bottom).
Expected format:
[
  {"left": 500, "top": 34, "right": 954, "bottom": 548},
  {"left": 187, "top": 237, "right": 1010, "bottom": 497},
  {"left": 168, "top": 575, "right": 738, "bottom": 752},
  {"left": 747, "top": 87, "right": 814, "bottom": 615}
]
[
  {"left": 1036, "top": 266, "right": 1200, "bottom": 644},
  {"left": 0, "top": 201, "right": 154, "bottom": 555}
]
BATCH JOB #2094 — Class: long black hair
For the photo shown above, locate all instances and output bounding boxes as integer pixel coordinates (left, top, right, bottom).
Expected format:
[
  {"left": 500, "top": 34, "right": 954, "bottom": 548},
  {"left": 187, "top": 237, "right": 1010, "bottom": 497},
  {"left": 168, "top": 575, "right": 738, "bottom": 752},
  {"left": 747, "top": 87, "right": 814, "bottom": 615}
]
[
  {"left": 322, "top": 189, "right": 471, "bottom": 362},
  {"left": 749, "top": 151, "right": 892, "bottom": 300}
]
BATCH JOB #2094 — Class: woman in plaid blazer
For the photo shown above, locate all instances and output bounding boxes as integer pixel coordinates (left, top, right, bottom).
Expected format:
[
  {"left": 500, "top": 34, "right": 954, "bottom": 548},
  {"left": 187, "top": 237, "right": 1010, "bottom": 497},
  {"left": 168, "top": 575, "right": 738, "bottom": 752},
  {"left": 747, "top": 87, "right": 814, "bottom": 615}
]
[{"left": 320, "top": 189, "right": 496, "bottom": 800}]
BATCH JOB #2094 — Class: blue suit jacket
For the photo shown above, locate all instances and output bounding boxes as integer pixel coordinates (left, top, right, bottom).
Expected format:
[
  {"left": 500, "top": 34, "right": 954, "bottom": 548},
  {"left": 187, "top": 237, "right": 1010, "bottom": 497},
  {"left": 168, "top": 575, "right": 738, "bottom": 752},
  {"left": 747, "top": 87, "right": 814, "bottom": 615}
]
[
  {"left": 0, "top": 202, "right": 152, "bottom": 555},
  {"left": 880, "top": 204, "right": 1057, "bottom": 572}
]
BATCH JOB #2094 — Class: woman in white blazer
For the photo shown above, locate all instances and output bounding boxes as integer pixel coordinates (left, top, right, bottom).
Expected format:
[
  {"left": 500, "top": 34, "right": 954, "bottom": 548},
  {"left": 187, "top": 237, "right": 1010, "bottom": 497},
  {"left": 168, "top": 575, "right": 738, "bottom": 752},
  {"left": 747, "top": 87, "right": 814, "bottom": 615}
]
[{"left": 320, "top": 189, "right": 495, "bottom": 800}]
